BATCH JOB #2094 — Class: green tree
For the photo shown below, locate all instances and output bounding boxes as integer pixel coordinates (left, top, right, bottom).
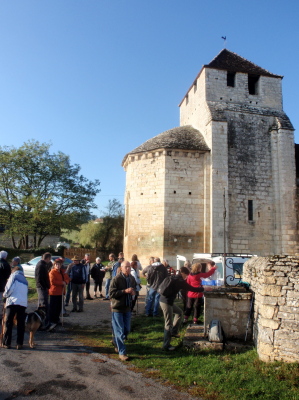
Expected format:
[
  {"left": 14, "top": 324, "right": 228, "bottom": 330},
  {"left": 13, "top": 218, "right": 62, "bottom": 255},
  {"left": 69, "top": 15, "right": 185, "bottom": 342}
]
[
  {"left": 78, "top": 199, "right": 124, "bottom": 254},
  {"left": 0, "top": 140, "right": 100, "bottom": 249}
]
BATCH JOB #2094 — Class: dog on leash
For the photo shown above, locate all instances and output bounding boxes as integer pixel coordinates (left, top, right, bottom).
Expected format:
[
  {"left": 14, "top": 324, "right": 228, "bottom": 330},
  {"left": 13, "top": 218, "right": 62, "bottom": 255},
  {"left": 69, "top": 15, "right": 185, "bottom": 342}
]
[
  {"left": 25, "top": 307, "right": 47, "bottom": 348},
  {"left": 1, "top": 306, "right": 47, "bottom": 349}
]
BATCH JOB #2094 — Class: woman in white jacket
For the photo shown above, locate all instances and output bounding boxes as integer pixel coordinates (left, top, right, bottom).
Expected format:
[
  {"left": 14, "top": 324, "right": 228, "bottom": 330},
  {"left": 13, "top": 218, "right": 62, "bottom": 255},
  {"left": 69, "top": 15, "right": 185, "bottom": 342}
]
[
  {"left": 130, "top": 261, "right": 141, "bottom": 313},
  {"left": 2, "top": 267, "right": 28, "bottom": 349}
]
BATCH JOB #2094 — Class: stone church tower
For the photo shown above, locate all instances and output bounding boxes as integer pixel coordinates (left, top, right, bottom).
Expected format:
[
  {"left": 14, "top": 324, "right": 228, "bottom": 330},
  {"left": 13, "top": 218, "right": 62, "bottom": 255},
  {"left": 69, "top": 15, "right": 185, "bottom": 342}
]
[{"left": 122, "top": 49, "right": 298, "bottom": 266}]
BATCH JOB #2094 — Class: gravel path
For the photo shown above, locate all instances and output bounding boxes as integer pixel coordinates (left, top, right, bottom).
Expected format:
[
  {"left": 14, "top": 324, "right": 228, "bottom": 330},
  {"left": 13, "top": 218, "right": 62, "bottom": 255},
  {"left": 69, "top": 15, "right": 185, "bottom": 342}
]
[{"left": 0, "top": 282, "right": 203, "bottom": 400}]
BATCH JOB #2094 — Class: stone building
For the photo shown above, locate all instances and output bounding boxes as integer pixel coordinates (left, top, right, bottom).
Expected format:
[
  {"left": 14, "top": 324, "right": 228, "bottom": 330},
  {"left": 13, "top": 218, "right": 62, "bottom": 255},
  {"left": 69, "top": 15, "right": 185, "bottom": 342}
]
[{"left": 122, "top": 49, "right": 298, "bottom": 267}]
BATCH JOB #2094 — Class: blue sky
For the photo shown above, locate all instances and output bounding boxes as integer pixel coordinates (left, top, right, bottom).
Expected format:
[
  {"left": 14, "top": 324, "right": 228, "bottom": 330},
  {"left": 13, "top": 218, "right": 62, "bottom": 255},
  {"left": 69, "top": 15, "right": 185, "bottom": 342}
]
[{"left": 1, "top": 0, "right": 299, "bottom": 216}]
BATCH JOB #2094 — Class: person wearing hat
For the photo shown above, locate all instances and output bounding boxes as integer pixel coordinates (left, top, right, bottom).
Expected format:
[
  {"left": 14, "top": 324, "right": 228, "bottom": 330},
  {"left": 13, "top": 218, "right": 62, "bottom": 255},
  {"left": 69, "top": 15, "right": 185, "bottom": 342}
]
[
  {"left": 69, "top": 256, "right": 87, "bottom": 312},
  {"left": 48, "top": 259, "right": 70, "bottom": 331}
]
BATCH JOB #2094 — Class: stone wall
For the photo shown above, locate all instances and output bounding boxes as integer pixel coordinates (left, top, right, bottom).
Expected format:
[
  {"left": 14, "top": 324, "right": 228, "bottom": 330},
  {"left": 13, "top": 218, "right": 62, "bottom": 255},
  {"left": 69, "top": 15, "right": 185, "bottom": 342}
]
[
  {"left": 204, "top": 289, "right": 253, "bottom": 340},
  {"left": 243, "top": 255, "right": 299, "bottom": 362},
  {"left": 123, "top": 149, "right": 209, "bottom": 267}
]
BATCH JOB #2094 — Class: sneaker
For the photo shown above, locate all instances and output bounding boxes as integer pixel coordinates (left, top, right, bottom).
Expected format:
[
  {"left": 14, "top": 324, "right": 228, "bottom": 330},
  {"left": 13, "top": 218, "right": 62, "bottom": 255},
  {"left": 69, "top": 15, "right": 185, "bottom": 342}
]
[
  {"left": 16, "top": 344, "right": 23, "bottom": 350},
  {"left": 71, "top": 308, "right": 77, "bottom": 312},
  {"left": 86, "top": 297, "right": 93, "bottom": 300},
  {"left": 119, "top": 354, "right": 129, "bottom": 361},
  {"left": 164, "top": 346, "right": 175, "bottom": 351},
  {"left": 77, "top": 309, "right": 83, "bottom": 312},
  {"left": 47, "top": 323, "right": 57, "bottom": 331}
]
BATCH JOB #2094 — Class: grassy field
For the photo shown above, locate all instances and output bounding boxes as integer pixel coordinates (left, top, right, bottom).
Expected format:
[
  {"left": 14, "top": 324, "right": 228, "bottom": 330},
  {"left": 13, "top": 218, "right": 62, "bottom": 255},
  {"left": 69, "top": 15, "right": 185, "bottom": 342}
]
[
  {"left": 69, "top": 303, "right": 299, "bottom": 400},
  {"left": 27, "top": 278, "right": 38, "bottom": 300}
]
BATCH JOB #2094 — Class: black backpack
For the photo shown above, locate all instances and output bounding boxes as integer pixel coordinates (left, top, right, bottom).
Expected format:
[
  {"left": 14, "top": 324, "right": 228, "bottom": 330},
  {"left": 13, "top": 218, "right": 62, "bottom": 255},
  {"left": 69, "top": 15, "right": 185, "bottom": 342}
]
[
  {"left": 147, "top": 264, "right": 164, "bottom": 286},
  {"left": 157, "top": 275, "right": 177, "bottom": 297}
]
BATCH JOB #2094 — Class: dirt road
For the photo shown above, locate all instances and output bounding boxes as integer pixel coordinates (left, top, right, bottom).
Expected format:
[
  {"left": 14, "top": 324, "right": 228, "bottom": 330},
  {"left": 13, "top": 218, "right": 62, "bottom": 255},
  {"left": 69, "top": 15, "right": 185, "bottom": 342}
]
[{"left": 0, "top": 290, "right": 201, "bottom": 400}]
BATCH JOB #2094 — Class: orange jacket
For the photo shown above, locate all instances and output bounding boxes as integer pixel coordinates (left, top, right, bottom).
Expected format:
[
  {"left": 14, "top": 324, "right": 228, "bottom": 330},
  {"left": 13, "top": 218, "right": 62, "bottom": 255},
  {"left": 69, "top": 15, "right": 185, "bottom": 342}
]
[{"left": 49, "top": 268, "right": 70, "bottom": 296}]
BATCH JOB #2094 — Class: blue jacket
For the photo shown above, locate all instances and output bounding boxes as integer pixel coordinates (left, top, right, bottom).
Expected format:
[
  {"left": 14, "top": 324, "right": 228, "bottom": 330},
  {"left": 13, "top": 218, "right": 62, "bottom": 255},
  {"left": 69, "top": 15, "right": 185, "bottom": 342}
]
[
  {"left": 70, "top": 263, "right": 87, "bottom": 284},
  {"left": 3, "top": 270, "right": 28, "bottom": 307}
]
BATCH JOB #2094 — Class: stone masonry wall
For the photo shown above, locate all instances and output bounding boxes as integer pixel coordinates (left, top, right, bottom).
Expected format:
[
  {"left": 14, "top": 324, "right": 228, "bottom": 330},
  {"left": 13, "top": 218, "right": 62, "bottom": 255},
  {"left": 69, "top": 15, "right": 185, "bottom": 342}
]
[
  {"left": 123, "top": 151, "right": 166, "bottom": 267},
  {"left": 243, "top": 256, "right": 299, "bottom": 362},
  {"left": 123, "top": 150, "right": 208, "bottom": 267},
  {"left": 226, "top": 112, "right": 275, "bottom": 255}
]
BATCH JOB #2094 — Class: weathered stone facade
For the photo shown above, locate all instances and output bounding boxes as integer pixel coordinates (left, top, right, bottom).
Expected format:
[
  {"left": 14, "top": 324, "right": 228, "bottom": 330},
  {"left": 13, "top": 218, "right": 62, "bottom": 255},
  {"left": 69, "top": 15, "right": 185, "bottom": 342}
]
[
  {"left": 243, "top": 255, "right": 299, "bottom": 362},
  {"left": 123, "top": 50, "right": 298, "bottom": 267},
  {"left": 204, "top": 289, "right": 253, "bottom": 340}
]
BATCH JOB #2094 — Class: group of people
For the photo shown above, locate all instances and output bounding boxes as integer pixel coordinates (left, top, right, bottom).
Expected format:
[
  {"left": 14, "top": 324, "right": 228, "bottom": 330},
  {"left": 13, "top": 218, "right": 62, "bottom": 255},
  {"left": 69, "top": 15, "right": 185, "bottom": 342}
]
[
  {"left": 140, "top": 256, "right": 217, "bottom": 351},
  {"left": 1, "top": 248, "right": 216, "bottom": 358}
]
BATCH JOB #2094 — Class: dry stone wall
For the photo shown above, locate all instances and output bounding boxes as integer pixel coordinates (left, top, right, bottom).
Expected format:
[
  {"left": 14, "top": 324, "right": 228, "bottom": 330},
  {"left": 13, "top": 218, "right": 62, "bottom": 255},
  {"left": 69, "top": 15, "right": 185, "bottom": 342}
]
[{"left": 243, "top": 255, "right": 299, "bottom": 362}]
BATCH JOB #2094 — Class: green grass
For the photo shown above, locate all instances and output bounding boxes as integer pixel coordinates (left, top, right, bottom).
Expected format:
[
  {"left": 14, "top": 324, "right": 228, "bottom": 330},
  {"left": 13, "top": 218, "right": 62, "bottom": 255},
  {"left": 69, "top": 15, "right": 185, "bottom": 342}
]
[
  {"left": 68, "top": 302, "right": 299, "bottom": 400},
  {"left": 27, "top": 278, "right": 38, "bottom": 300}
]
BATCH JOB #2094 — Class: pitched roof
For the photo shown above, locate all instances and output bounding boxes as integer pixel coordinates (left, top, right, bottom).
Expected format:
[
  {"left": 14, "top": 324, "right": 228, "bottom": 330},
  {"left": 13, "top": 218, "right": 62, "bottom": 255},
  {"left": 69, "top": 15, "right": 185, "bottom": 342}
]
[
  {"left": 122, "top": 125, "right": 209, "bottom": 165},
  {"left": 179, "top": 49, "right": 283, "bottom": 106},
  {"left": 205, "top": 49, "right": 282, "bottom": 78}
]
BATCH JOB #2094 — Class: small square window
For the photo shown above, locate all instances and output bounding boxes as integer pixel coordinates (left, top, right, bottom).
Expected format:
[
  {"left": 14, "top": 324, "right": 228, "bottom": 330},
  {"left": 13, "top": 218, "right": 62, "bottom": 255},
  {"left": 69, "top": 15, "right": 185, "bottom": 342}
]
[
  {"left": 227, "top": 72, "right": 236, "bottom": 87},
  {"left": 248, "top": 74, "right": 259, "bottom": 95}
]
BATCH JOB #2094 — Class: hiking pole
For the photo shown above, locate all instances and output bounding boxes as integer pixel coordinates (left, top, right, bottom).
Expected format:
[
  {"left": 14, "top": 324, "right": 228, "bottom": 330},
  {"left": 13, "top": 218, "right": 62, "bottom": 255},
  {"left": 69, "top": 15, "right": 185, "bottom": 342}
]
[{"left": 245, "top": 292, "right": 254, "bottom": 342}]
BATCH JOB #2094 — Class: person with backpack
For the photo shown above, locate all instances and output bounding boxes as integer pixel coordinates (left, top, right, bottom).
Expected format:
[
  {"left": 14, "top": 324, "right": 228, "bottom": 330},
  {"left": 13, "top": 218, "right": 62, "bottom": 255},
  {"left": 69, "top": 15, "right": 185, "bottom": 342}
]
[
  {"left": 69, "top": 256, "right": 87, "bottom": 312},
  {"left": 145, "top": 257, "right": 168, "bottom": 317},
  {"left": 158, "top": 266, "right": 206, "bottom": 351}
]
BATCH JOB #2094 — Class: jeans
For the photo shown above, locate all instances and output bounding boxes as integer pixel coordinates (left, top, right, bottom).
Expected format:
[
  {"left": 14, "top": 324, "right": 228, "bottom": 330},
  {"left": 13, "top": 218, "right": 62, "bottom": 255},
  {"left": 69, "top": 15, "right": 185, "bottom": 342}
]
[
  {"left": 105, "top": 279, "right": 111, "bottom": 299},
  {"left": 160, "top": 301, "right": 183, "bottom": 349},
  {"left": 72, "top": 283, "right": 84, "bottom": 311},
  {"left": 112, "top": 311, "right": 131, "bottom": 355},
  {"left": 3, "top": 305, "right": 26, "bottom": 346},
  {"left": 37, "top": 287, "right": 49, "bottom": 326},
  {"left": 145, "top": 287, "right": 160, "bottom": 316}
]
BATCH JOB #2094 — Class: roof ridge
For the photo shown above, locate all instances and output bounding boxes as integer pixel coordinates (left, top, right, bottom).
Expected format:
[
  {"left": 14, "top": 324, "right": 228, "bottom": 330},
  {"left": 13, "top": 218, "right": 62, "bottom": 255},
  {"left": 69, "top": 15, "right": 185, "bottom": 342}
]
[{"left": 205, "top": 48, "right": 282, "bottom": 78}]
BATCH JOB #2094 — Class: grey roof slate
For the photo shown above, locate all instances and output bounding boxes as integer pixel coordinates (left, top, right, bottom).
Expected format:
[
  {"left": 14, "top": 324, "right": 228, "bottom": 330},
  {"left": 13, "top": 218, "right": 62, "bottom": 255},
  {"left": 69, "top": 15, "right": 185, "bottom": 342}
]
[
  {"left": 122, "top": 125, "right": 210, "bottom": 165},
  {"left": 206, "top": 49, "right": 282, "bottom": 78}
]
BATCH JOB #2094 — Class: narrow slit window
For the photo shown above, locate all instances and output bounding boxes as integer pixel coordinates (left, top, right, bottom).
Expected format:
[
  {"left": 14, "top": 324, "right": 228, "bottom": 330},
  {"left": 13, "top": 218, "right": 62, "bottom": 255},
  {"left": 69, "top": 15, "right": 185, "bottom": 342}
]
[
  {"left": 248, "top": 74, "right": 260, "bottom": 95},
  {"left": 248, "top": 200, "right": 253, "bottom": 221},
  {"left": 227, "top": 72, "right": 236, "bottom": 87}
]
